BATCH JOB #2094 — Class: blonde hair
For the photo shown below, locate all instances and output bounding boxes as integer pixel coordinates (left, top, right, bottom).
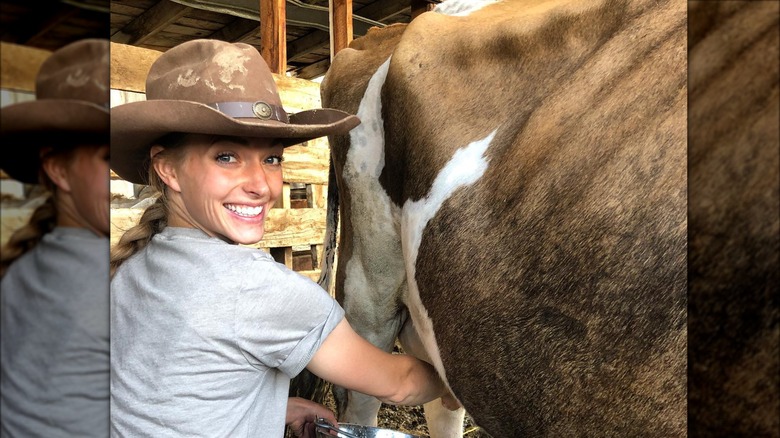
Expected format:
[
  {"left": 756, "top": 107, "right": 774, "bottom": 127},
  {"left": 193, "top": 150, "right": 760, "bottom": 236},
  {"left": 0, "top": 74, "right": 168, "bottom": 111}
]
[
  {"left": 0, "top": 195, "right": 56, "bottom": 278},
  {"left": 109, "top": 133, "right": 189, "bottom": 277},
  {"left": 0, "top": 147, "right": 80, "bottom": 278}
]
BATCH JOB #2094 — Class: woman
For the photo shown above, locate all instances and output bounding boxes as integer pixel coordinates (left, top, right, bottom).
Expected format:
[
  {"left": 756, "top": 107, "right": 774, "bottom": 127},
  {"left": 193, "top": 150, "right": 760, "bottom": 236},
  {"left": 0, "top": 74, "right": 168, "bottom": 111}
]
[
  {"left": 109, "top": 39, "right": 457, "bottom": 437},
  {"left": 0, "top": 39, "right": 110, "bottom": 437}
]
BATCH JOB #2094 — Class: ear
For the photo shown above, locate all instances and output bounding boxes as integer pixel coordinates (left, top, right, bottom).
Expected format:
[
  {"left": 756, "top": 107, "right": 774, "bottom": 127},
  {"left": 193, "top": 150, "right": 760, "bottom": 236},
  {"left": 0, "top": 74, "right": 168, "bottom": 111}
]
[
  {"left": 41, "top": 151, "right": 72, "bottom": 193},
  {"left": 150, "top": 145, "right": 182, "bottom": 193}
]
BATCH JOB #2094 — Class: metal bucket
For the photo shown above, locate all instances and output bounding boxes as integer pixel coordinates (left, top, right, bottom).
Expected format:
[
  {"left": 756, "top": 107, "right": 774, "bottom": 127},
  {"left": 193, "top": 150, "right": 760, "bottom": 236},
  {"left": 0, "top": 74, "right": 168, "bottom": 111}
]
[{"left": 314, "top": 421, "right": 421, "bottom": 438}]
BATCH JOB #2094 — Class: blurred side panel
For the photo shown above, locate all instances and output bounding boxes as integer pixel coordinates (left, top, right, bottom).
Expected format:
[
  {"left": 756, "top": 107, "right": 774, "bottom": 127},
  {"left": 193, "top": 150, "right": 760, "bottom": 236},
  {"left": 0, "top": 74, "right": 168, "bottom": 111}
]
[{"left": 688, "top": 2, "right": 780, "bottom": 436}]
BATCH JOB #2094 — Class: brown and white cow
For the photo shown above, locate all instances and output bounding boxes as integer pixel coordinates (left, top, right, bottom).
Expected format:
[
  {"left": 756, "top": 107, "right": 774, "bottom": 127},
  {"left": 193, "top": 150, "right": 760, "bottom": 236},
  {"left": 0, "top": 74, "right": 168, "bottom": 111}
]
[{"left": 319, "top": 0, "right": 687, "bottom": 435}]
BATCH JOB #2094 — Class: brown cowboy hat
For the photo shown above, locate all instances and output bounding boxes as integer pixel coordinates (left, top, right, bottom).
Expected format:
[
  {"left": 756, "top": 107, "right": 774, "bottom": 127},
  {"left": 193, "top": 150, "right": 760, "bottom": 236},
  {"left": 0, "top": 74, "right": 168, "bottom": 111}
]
[
  {"left": 110, "top": 39, "right": 360, "bottom": 185},
  {"left": 0, "top": 39, "right": 110, "bottom": 184}
]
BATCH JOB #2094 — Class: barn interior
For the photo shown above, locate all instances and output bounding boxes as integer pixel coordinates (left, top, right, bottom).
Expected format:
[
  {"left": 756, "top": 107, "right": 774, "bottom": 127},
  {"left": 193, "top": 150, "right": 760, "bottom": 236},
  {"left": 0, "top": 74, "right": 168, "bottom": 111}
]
[
  {"left": 0, "top": 1, "right": 450, "bottom": 434},
  {"left": 1, "top": 0, "right": 437, "bottom": 79}
]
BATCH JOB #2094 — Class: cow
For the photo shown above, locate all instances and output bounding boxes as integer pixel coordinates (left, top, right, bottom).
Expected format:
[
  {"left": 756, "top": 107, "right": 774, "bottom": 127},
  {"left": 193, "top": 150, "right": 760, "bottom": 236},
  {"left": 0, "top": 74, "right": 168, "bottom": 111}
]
[{"left": 317, "top": 0, "right": 687, "bottom": 435}]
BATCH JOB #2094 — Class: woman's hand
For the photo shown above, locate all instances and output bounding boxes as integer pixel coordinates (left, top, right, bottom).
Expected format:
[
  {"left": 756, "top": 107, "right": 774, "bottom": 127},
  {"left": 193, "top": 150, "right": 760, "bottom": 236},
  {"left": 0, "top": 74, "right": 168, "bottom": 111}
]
[{"left": 286, "top": 397, "right": 337, "bottom": 438}]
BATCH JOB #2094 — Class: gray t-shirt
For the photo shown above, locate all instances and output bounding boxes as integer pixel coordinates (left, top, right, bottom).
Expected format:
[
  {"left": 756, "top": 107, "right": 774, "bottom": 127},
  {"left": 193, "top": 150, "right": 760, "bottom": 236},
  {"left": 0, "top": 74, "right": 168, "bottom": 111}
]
[
  {"left": 110, "top": 227, "right": 344, "bottom": 437},
  {"left": 1, "top": 226, "right": 110, "bottom": 438}
]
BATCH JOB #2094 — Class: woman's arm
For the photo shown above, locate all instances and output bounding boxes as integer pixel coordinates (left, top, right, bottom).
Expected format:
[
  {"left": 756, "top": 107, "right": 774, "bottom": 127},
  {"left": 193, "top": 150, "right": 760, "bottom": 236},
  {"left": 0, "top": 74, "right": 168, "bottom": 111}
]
[{"left": 306, "top": 318, "right": 458, "bottom": 408}]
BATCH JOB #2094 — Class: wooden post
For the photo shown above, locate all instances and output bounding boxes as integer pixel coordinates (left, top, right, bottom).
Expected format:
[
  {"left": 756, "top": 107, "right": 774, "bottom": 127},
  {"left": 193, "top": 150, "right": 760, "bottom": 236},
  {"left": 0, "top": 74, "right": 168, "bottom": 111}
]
[
  {"left": 259, "top": 0, "right": 286, "bottom": 74},
  {"left": 329, "top": 0, "right": 353, "bottom": 59}
]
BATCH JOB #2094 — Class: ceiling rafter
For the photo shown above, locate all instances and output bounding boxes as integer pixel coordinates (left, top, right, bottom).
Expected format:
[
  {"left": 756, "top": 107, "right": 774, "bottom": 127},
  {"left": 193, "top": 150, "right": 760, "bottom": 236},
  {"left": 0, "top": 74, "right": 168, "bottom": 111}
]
[
  {"left": 112, "top": 0, "right": 191, "bottom": 45},
  {"left": 287, "top": 29, "right": 328, "bottom": 63},
  {"left": 355, "top": 0, "right": 409, "bottom": 22},
  {"left": 3, "top": 3, "right": 76, "bottom": 46},
  {"left": 0, "top": 0, "right": 417, "bottom": 80},
  {"left": 207, "top": 16, "right": 259, "bottom": 42},
  {"left": 295, "top": 56, "right": 330, "bottom": 79}
]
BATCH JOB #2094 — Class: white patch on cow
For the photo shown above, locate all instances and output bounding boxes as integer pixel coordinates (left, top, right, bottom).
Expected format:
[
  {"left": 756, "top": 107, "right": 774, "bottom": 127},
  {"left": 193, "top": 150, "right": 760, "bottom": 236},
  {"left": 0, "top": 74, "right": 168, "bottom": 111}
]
[
  {"left": 342, "top": 56, "right": 407, "bottom": 420},
  {"left": 401, "top": 129, "right": 497, "bottom": 390},
  {"left": 348, "top": 58, "right": 392, "bottom": 181},
  {"left": 433, "top": 0, "right": 501, "bottom": 16},
  {"left": 424, "top": 400, "right": 466, "bottom": 437},
  {"left": 340, "top": 56, "right": 409, "bottom": 424}
]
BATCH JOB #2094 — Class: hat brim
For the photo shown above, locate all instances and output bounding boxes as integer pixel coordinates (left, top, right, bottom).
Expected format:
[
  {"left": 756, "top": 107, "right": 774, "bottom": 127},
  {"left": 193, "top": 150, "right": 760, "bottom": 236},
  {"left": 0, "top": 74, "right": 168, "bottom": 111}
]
[
  {"left": 1, "top": 100, "right": 109, "bottom": 184},
  {"left": 110, "top": 100, "right": 360, "bottom": 185}
]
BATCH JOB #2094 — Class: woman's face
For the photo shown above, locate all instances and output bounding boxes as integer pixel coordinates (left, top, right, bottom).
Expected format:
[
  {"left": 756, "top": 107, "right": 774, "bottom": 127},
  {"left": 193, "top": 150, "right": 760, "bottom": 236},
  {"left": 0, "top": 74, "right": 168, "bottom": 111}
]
[
  {"left": 157, "top": 135, "right": 284, "bottom": 245},
  {"left": 44, "top": 144, "right": 111, "bottom": 237}
]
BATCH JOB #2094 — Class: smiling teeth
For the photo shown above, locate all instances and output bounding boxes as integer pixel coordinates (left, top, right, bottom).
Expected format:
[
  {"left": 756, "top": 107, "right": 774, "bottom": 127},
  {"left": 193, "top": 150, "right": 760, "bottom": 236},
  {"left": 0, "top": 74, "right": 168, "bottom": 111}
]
[{"left": 225, "top": 204, "right": 263, "bottom": 217}]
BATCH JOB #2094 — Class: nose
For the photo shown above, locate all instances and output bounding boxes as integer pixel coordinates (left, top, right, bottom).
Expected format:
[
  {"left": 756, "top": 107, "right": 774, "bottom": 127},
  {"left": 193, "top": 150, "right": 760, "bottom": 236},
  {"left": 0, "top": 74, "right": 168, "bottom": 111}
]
[{"left": 241, "top": 162, "right": 271, "bottom": 199}]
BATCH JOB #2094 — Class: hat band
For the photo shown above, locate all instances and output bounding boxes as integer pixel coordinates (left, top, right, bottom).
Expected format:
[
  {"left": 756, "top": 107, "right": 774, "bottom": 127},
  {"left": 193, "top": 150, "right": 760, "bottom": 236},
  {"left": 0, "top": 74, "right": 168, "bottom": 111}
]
[{"left": 207, "top": 101, "right": 289, "bottom": 123}]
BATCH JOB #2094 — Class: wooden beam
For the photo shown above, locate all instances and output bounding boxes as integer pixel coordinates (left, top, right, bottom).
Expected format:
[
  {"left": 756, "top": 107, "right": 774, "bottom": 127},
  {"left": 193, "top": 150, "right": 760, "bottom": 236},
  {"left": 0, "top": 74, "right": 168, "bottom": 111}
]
[
  {"left": 287, "top": 30, "right": 329, "bottom": 63},
  {"left": 274, "top": 74, "right": 322, "bottom": 109},
  {"left": 296, "top": 58, "right": 331, "bottom": 80},
  {"left": 329, "top": 0, "right": 353, "bottom": 59},
  {"left": 18, "top": 6, "right": 79, "bottom": 47},
  {"left": 260, "top": 0, "right": 286, "bottom": 74},
  {"left": 111, "top": 0, "right": 190, "bottom": 45},
  {"left": 208, "top": 16, "right": 259, "bottom": 43},
  {"left": 0, "top": 42, "right": 51, "bottom": 92},
  {"left": 109, "top": 42, "right": 164, "bottom": 92}
]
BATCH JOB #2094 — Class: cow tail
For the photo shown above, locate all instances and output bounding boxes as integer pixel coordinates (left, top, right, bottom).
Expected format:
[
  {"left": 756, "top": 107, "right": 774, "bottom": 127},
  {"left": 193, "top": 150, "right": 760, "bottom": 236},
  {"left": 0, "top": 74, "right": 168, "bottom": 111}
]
[
  {"left": 317, "top": 157, "right": 339, "bottom": 294},
  {"left": 288, "top": 150, "right": 340, "bottom": 406}
]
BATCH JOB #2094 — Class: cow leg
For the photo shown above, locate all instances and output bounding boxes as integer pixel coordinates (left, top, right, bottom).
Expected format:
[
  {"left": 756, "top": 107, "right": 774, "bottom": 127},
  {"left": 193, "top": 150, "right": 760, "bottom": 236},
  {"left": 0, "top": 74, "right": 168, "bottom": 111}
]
[
  {"left": 398, "top": 318, "right": 465, "bottom": 438},
  {"left": 336, "top": 388, "right": 383, "bottom": 426},
  {"left": 423, "top": 402, "right": 466, "bottom": 438}
]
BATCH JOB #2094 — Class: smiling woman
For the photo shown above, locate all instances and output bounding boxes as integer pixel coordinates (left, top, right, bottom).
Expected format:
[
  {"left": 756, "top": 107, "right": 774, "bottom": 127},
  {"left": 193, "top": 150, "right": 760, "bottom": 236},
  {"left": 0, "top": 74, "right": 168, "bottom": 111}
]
[
  {"left": 107, "top": 42, "right": 339, "bottom": 283},
  {"left": 108, "top": 38, "right": 458, "bottom": 438}
]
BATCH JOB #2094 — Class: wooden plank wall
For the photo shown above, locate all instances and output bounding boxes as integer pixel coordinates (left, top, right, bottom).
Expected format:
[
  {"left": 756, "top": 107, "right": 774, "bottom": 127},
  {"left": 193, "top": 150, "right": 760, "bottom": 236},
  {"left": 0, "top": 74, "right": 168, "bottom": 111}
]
[{"left": 109, "top": 43, "right": 329, "bottom": 282}]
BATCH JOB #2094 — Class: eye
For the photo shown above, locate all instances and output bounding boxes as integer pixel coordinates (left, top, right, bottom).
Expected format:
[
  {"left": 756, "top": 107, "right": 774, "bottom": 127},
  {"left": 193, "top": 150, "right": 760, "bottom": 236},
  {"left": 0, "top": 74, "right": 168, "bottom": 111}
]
[
  {"left": 265, "top": 155, "right": 284, "bottom": 166},
  {"left": 216, "top": 152, "right": 238, "bottom": 164}
]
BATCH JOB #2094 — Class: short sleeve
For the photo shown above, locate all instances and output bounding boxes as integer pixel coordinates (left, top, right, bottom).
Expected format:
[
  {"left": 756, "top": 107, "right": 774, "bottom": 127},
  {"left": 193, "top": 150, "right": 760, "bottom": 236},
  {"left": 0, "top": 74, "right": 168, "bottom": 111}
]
[{"left": 233, "top": 254, "right": 344, "bottom": 378}]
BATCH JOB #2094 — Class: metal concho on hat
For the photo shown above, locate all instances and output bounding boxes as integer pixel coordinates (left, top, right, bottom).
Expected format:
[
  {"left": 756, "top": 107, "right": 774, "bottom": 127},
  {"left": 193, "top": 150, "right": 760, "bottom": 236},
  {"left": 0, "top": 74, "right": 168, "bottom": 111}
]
[{"left": 208, "top": 101, "right": 289, "bottom": 123}]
